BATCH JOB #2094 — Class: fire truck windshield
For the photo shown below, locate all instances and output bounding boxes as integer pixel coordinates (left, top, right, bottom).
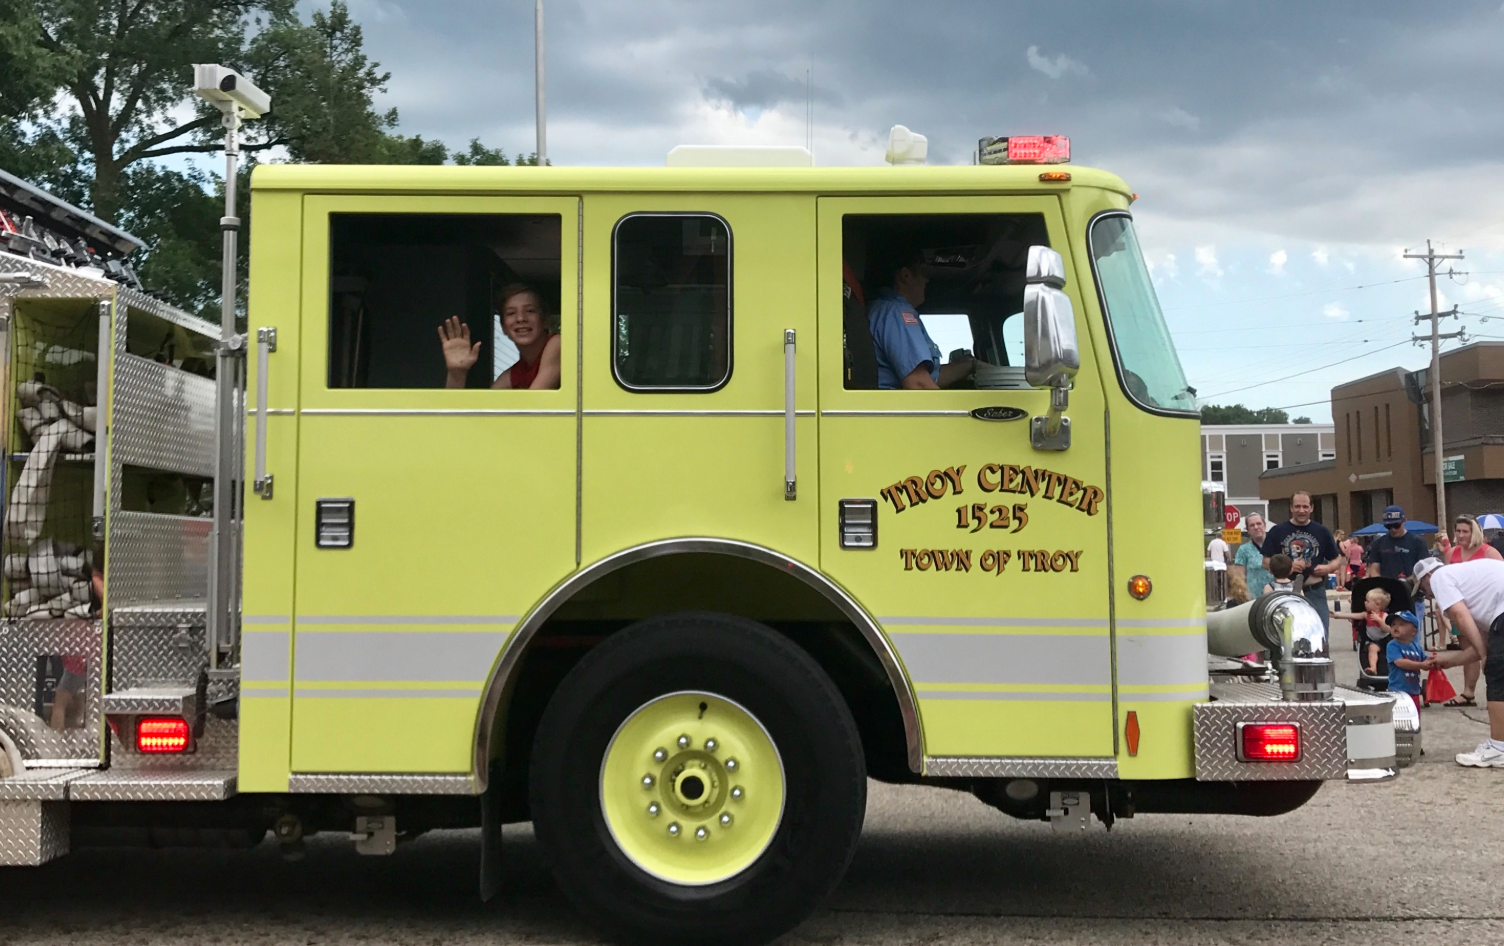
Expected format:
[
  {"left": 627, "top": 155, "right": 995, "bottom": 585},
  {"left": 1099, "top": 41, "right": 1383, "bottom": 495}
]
[{"left": 1088, "top": 213, "right": 1196, "bottom": 414}]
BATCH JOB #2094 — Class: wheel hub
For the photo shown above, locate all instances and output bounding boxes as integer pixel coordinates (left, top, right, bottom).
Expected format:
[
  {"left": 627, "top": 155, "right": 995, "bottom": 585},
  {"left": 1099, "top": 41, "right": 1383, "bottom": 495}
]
[{"left": 600, "top": 692, "right": 785, "bottom": 886}]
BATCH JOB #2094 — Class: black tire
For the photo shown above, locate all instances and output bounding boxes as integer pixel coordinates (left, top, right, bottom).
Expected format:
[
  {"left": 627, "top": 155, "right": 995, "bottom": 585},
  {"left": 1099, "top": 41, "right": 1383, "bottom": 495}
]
[{"left": 530, "top": 611, "right": 867, "bottom": 946}]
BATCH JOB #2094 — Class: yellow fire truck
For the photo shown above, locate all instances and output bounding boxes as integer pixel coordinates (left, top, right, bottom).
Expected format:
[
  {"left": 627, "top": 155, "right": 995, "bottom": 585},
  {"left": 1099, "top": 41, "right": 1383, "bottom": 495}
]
[{"left": 0, "top": 137, "right": 1410, "bottom": 945}]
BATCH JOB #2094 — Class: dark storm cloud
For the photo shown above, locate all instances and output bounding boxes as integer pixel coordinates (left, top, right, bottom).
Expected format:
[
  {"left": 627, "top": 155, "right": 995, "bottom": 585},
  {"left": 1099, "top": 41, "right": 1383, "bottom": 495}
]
[{"left": 337, "top": 0, "right": 1504, "bottom": 244}]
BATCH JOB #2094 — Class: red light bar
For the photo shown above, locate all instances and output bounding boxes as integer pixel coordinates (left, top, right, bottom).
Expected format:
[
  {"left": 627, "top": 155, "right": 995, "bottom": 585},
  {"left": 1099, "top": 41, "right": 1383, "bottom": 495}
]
[
  {"left": 1007, "top": 135, "right": 1070, "bottom": 165},
  {"left": 137, "top": 717, "right": 190, "bottom": 754},
  {"left": 1238, "top": 722, "right": 1300, "bottom": 762}
]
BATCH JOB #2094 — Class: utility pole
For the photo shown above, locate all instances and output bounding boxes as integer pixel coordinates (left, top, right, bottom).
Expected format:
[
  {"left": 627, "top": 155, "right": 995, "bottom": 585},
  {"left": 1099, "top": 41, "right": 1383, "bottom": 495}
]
[
  {"left": 1405, "top": 240, "right": 1465, "bottom": 528},
  {"left": 534, "top": 0, "right": 546, "bottom": 164}
]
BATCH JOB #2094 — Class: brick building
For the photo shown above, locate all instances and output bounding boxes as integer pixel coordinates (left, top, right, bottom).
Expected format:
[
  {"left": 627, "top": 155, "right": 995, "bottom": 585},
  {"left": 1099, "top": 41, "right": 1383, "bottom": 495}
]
[
  {"left": 1259, "top": 341, "right": 1504, "bottom": 531},
  {"left": 1200, "top": 423, "right": 1335, "bottom": 527}
]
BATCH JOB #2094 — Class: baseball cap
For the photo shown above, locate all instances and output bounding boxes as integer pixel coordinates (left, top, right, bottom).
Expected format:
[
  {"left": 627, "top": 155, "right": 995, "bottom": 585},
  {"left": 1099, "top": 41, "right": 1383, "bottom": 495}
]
[
  {"left": 1382, "top": 505, "right": 1406, "bottom": 525},
  {"left": 1386, "top": 610, "right": 1420, "bottom": 627},
  {"left": 1412, "top": 557, "right": 1442, "bottom": 582}
]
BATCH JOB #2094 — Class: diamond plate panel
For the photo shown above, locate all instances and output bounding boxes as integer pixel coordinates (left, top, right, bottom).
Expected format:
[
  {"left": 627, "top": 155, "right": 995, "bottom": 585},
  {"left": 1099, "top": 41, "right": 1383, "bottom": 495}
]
[
  {"left": 101, "top": 687, "right": 197, "bottom": 716},
  {"left": 0, "top": 618, "right": 103, "bottom": 763},
  {"left": 923, "top": 756, "right": 1119, "bottom": 779},
  {"left": 108, "top": 714, "right": 239, "bottom": 771},
  {"left": 0, "top": 799, "right": 68, "bottom": 865},
  {"left": 110, "top": 353, "right": 215, "bottom": 477},
  {"left": 68, "top": 768, "right": 234, "bottom": 801},
  {"left": 287, "top": 773, "right": 480, "bottom": 795},
  {"left": 106, "top": 512, "right": 209, "bottom": 606},
  {"left": 0, "top": 767, "right": 88, "bottom": 800},
  {"left": 116, "top": 289, "right": 217, "bottom": 342},
  {"left": 1194, "top": 689, "right": 1347, "bottom": 782}
]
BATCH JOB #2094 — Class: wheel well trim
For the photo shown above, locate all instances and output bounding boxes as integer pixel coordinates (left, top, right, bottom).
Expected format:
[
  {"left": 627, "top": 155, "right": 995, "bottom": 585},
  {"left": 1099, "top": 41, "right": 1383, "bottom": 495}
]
[{"left": 472, "top": 537, "right": 924, "bottom": 787}]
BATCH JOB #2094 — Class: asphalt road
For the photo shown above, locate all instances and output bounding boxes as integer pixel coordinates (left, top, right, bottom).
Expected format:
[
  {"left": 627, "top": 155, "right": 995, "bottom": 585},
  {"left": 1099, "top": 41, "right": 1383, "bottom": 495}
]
[{"left": 4, "top": 652, "right": 1498, "bottom": 946}]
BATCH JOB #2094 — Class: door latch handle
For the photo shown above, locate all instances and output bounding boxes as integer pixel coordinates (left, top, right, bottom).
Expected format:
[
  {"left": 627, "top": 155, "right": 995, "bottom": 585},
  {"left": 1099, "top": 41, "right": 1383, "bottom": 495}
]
[
  {"left": 784, "top": 328, "right": 796, "bottom": 501},
  {"left": 253, "top": 327, "right": 276, "bottom": 499}
]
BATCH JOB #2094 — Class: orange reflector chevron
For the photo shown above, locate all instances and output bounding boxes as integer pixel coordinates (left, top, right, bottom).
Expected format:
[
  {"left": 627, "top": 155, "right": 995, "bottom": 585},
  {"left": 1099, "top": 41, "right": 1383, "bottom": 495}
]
[{"left": 1125, "top": 710, "right": 1140, "bottom": 757}]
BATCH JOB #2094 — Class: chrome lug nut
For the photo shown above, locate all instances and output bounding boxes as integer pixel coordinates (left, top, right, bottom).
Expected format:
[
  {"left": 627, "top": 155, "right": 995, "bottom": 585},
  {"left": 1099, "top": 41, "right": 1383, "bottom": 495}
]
[
  {"left": 677, "top": 734, "right": 691, "bottom": 749},
  {"left": 641, "top": 775, "right": 655, "bottom": 788},
  {"left": 719, "top": 813, "right": 733, "bottom": 826},
  {"left": 695, "top": 826, "right": 709, "bottom": 840},
  {"left": 667, "top": 822, "right": 681, "bottom": 836},
  {"left": 731, "top": 786, "right": 744, "bottom": 800},
  {"left": 704, "top": 738, "right": 718, "bottom": 752},
  {"left": 653, "top": 747, "right": 668, "bottom": 763},
  {"left": 647, "top": 802, "right": 661, "bottom": 817},
  {"left": 725, "top": 758, "right": 739, "bottom": 772}
]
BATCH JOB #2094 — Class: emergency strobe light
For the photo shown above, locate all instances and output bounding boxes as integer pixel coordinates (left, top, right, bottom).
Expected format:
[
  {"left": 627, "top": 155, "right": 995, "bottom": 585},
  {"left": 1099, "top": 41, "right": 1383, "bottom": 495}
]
[
  {"left": 979, "top": 135, "right": 1071, "bottom": 165},
  {"left": 136, "top": 717, "right": 191, "bottom": 753},
  {"left": 1237, "top": 722, "right": 1301, "bottom": 762}
]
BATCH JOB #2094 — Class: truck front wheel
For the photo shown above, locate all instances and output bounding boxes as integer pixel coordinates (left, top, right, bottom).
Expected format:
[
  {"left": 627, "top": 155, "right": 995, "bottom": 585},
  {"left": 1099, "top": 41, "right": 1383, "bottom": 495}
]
[{"left": 530, "top": 611, "right": 866, "bottom": 946}]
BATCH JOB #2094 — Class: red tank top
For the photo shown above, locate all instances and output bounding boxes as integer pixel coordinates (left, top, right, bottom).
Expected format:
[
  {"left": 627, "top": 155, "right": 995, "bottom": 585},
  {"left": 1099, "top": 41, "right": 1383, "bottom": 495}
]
[
  {"left": 505, "top": 333, "right": 559, "bottom": 389},
  {"left": 1451, "top": 545, "right": 1489, "bottom": 564}
]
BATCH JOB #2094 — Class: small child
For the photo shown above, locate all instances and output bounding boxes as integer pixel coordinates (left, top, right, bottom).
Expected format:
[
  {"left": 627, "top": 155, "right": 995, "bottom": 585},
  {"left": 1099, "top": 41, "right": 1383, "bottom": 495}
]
[
  {"left": 1331, "top": 588, "right": 1392, "bottom": 676},
  {"left": 1384, "top": 610, "right": 1428, "bottom": 712},
  {"left": 1263, "top": 554, "right": 1302, "bottom": 596}
]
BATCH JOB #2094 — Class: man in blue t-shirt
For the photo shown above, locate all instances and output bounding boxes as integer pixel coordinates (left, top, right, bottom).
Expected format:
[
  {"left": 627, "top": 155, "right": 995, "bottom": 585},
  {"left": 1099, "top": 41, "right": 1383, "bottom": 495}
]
[
  {"left": 1262, "top": 491, "right": 1344, "bottom": 629},
  {"left": 867, "top": 245, "right": 976, "bottom": 390},
  {"left": 1365, "top": 505, "right": 1431, "bottom": 580}
]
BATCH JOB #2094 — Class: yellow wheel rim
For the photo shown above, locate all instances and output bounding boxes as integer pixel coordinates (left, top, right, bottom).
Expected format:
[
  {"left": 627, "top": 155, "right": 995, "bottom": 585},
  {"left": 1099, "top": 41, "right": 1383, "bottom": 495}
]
[{"left": 600, "top": 691, "right": 785, "bottom": 885}]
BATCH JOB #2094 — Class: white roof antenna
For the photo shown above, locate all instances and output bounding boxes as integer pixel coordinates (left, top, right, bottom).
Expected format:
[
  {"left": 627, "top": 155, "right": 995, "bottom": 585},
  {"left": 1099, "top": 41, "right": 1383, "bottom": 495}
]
[{"left": 885, "top": 125, "right": 928, "bottom": 165}]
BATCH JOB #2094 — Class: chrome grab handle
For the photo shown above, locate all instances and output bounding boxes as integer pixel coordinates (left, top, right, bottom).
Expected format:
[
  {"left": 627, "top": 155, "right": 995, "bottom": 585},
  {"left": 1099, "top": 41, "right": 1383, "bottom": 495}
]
[
  {"left": 784, "top": 328, "right": 796, "bottom": 501},
  {"left": 91, "top": 303, "right": 110, "bottom": 537},
  {"left": 253, "top": 327, "right": 277, "bottom": 499}
]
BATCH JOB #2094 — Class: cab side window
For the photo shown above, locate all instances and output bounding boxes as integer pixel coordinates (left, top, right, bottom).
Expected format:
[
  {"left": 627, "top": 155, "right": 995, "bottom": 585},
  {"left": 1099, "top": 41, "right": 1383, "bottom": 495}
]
[
  {"left": 613, "top": 214, "right": 731, "bottom": 391},
  {"left": 843, "top": 214, "right": 1048, "bottom": 390},
  {"left": 328, "top": 213, "right": 562, "bottom": 389}
]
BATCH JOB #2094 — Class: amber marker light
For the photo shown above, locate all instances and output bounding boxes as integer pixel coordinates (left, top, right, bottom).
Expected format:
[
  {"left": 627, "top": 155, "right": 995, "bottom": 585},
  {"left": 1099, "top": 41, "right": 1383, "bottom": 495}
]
[
  {"left": 1039, "top": 171, "right": 1072, "bottom": 182},
  {"left": 137, "top": 717, "right": 190, "bottom": 753},
  {"left": 1127, "top": 575, "right": 1152, "bottom": 600}
]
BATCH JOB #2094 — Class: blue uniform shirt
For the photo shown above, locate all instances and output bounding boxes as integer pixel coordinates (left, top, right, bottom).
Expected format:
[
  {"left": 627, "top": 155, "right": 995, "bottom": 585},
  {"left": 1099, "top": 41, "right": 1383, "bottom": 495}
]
[
  {"left": 1386, "top": 637, "right": 1425, "bottom": 694},
  {"left": 868, "top": 290, "right": 940, "bottom": 389}
]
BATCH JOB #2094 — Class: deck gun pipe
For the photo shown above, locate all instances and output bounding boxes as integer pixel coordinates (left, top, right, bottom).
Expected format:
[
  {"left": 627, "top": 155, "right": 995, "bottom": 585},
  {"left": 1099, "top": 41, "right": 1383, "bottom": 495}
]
[{"left": 1207, "top": 592, "right": 1334, "bottom": 701}]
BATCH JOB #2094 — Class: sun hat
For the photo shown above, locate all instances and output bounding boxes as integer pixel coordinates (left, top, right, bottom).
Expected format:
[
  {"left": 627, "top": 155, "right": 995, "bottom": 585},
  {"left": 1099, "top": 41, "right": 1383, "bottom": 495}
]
[{"left": 1412, "top": 557, "right": 1442, "bottom": 582}]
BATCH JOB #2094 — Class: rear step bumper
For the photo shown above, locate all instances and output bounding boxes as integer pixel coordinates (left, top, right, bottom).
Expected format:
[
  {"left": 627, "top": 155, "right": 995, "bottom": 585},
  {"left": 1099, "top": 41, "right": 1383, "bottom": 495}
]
[{"left": 1194, "top": 681, "right": 1401, "bottom": 783}]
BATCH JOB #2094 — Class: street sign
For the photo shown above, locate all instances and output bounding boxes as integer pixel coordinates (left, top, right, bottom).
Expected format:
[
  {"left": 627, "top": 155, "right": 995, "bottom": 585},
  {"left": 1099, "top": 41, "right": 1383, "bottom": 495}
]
[
  {"left": 1224, "top": 505, "right": 1241, "bottom": 529},
  {"left": 1442, "top": 455, "right": 1465, "bottom": 483},
  {"left": 1222, "top": 528, "right": 1242, "bottom": 545}
]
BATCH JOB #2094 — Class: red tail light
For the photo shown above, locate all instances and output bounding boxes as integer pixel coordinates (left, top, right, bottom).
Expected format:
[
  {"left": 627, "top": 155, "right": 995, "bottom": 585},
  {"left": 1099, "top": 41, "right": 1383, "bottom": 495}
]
[
  {"left": 1238, "top": 722, "right": 1301, "bottom": 762},
  {"left": 137, "top": 717, "right": 190, "bottom": 753}
]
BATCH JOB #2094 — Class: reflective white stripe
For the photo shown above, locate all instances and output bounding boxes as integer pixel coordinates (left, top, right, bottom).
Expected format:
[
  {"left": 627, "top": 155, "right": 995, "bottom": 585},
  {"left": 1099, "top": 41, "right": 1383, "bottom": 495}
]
[
  {"left": 882, "top": 616, "right": 1109, "bottom": 628},
  {"left": 916, "top": 690, "right": 1111, "bottom": 702},
  {"left": 889, "top": 632, "right": 1110, "bottom": 686},
  {"left": 1119, "top": 687, "right": 1209, "bottom": 702},
  {"left": 1347, "top": 720, "right": 1396, "bottom": 761},
  {"left": 242, "top": 629, "right": 290, "bottom": 682},
  {"left": 242, "top": 687, "right": 289, "bottom": 699},
  {"left": 243, "top": 614, "right": 290, "bottom": 624},
  {"left": 294, "top": 630, "right": 509, "bottom": 682},
  {"left": 1117, "top": 634, "right": 1209, "bottom": 688},
  {"left": 1117, "top": 617, "right": 1207, "bottom": 628},
  {"left": 294, "top": 687, "right": 481, "bottom": 699},
  {"left": 297, "top": 614, "right": 517, "bottom": 625},
  {"left": 300, "top": 408, "right": 573, "bottom": 416}
]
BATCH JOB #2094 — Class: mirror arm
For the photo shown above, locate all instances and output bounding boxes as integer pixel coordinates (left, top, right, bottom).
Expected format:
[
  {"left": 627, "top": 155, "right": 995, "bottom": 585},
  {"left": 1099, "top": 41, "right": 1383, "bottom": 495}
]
[{"left": 1045, "top": 384, "right": 1069, "bottom": 437}]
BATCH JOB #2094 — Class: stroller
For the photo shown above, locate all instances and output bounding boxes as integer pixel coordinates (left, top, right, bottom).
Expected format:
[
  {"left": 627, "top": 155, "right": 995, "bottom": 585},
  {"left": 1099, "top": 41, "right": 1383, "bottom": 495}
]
[{"left": 1348, "top": 575, "right": 1413, "bottom": 691}]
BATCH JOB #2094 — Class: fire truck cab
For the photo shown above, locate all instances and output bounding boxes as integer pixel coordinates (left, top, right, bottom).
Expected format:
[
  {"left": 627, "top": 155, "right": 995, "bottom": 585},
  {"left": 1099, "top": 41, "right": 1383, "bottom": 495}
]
[{"left": 0, "top": 142, "right": 1407, "bottom": 945}]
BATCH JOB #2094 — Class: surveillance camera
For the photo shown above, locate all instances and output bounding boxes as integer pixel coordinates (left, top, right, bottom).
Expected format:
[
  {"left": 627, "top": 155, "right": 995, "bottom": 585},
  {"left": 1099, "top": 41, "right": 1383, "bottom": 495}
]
[{"left": 192, "top": 64, "right": 271, "bottom": 118}]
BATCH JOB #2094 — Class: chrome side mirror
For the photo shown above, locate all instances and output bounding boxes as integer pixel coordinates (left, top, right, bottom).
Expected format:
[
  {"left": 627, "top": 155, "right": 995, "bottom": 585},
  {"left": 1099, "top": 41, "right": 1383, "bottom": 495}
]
[{"left": 1023, "top": 246, "right": 1080, "bottom": 450}]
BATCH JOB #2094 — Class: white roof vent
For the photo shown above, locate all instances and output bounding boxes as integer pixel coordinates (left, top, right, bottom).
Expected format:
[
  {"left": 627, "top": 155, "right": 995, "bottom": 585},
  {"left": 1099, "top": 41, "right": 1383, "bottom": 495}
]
[
  {"left": 666, "top": 145, "right": 813, "bottom": 168},
  {"left": 884, "top": 125, "right": 928, "bottom": 165}
]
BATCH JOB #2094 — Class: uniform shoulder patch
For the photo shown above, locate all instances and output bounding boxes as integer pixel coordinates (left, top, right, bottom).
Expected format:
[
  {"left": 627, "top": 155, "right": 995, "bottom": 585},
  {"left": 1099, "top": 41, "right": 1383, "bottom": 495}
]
[{"left": 901, "top": 310, "right": 920, "bottom": 325}]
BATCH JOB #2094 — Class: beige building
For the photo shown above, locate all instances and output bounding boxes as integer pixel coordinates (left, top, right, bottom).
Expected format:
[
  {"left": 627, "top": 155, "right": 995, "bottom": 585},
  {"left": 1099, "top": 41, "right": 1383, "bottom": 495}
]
[{"left": 1260, "top": 342, "right": 1504, "bottom": 531}]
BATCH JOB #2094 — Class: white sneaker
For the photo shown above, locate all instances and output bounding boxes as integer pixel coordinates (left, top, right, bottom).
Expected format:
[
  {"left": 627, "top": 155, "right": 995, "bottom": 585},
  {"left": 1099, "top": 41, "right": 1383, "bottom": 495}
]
[{"left": 1456, "top": 743, "right": 1504, "bottom": 768}]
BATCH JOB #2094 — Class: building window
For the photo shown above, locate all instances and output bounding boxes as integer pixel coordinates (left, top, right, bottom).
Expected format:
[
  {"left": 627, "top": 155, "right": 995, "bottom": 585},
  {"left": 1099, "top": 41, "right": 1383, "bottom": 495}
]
[
  {"left": 1207, "top": 453, "right": 1225, "bottom": 482},
  {"left": 1264, "top": 452, "right": 1282, "bottom": 471},
  {"left": 1319, "top": 450, "right": 1336, "bottom": 461}
]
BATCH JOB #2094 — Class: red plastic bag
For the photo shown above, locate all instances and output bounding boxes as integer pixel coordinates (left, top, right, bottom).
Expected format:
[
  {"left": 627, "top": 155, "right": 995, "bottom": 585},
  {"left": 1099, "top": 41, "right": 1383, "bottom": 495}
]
[{"left": 1424, "top": 668, "right": 1457, "bottom": 705}]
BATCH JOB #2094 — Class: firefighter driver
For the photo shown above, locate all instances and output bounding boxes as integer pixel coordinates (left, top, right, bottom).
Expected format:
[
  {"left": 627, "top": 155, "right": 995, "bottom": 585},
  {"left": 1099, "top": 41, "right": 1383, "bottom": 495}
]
[{"left": 868, "top": 245, "right": 978, "bottom": 390}]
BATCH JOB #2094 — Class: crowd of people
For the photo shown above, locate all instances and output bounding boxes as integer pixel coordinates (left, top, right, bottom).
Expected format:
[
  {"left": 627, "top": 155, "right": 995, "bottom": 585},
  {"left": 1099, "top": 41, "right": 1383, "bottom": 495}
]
[{"left": 1211, "top": 494, "right": 1504, "bottom": 769}]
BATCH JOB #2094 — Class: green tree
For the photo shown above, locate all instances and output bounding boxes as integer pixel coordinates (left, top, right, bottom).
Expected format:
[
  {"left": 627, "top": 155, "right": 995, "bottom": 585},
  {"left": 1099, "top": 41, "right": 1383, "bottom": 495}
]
[{"left": 1199, "top": 404, "right": 1290, "bottom": 425}]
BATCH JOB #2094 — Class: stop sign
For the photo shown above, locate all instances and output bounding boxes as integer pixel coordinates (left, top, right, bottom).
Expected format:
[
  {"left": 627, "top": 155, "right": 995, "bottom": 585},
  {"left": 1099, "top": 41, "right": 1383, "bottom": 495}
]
[{"left": 1224, "top": 505, "right": 1241, "bottom": 530}]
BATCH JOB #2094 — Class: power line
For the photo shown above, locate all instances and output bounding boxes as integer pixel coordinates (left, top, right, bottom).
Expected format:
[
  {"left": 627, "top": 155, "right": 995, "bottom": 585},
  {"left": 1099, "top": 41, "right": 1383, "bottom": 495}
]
[
  {"left": 1195, "top": 338, "right": 1412, "bottom": 401},
  {"left": 1162, "top": 274, "right": 1427, "bottom": 312}
]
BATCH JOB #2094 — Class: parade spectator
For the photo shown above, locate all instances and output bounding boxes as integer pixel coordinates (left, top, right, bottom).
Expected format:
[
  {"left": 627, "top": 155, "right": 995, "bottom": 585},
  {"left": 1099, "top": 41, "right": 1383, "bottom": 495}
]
[
  {"left": 1345, "top": 533, "right": 1365, "bottom": 585},
  {"left": 1226, "top": 570, "right": 1251, "bottom": 606},
  {"left": 1415, "top": 557, "right": 1504, "bottom": 767},
  {"left": 1332, "top": 587, "right": 1393, "bottom": 677},
  {"left": 1263, "top": 491, "right": 1343, "bottom": 628},
  {"left": 1385, "top": 610, "right": 1428, "bottom": 713},
  {"left": 1264, "top": 554, "right": 1298, "bottom": 596},
  {"left": 1335, "top": 529, "right": 1358, "bottom": 589},
  {"left": 1365, "top": 505, "right": 1431, "bottom": 580},
  {"left": 1433, "top": 517, "right": 1504, "bottom": 707},
  {"left": 1233, "top": 513, "right": 1273, "bottom": 600},
  {"left": 1206, "top": 533, "right": 1232, "bottom": 568}
]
